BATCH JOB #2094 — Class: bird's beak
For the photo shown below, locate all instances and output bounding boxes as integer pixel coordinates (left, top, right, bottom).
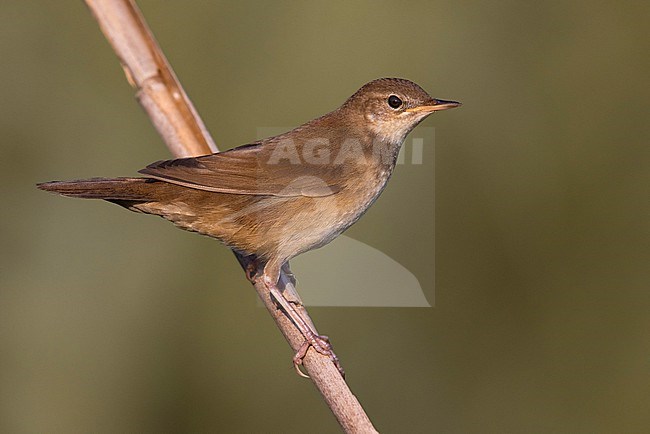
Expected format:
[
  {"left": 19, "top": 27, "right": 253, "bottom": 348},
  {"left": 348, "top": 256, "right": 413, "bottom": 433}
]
[{"left": 406, "top": 98, "right": 462, "bottom": 113}]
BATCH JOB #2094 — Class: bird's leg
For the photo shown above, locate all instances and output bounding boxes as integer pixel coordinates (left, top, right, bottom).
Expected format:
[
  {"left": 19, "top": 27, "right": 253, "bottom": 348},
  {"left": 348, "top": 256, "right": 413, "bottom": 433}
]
[
  {"left": 236, "top": 253, "right": 261, "bottom": 283},
  {"left": 245, "top": 261, "right": 258, "bottom": 283},
  {"left": 262, "top": 265, "right": 344, "bottom": 378}
]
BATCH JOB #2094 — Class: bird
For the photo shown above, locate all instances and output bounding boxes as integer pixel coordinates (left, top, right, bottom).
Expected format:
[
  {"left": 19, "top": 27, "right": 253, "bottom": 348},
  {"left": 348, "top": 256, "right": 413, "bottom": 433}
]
[{"left": 38, "top": 78, "right": 460, "bottom": 375}]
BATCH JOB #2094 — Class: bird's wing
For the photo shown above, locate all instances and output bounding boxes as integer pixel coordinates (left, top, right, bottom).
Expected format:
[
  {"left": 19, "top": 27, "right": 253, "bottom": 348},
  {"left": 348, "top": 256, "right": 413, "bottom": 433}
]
[{"left": 138, "top": 143, "right": 343, "bottom": 197}]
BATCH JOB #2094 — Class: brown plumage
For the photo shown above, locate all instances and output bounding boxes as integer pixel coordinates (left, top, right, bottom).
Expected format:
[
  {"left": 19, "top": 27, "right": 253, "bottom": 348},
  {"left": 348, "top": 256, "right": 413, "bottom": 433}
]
[{"left": 38, "top": 78, "right": 460, "bottom": 285}]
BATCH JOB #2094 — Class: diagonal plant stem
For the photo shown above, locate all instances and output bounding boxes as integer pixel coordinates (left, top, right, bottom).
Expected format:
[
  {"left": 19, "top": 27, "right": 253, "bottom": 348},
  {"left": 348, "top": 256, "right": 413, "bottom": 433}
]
[{"left": 83, "top": 1, "right": 378, "bottom": 432}]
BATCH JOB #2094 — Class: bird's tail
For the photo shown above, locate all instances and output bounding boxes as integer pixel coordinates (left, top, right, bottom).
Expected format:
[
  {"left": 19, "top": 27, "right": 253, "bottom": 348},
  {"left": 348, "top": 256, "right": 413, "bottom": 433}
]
[{"left": 37, "top": 177, "right": 160, "bottom": 204}]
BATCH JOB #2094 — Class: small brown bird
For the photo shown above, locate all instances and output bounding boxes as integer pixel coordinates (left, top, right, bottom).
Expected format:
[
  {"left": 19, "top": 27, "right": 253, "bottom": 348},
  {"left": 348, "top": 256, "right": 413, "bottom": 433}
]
[{"left": 38, "top": 78, "right": 460, "bottom": 374}]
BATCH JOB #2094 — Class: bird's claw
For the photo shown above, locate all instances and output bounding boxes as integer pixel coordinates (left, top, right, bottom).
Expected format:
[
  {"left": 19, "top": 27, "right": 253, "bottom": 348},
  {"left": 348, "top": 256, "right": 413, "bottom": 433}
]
[
  {"left": 292, "top": 333, "right": 345, "bottom": 379},
  {"left": 263, "top": 272, "right": 345, "bottom": 378}
]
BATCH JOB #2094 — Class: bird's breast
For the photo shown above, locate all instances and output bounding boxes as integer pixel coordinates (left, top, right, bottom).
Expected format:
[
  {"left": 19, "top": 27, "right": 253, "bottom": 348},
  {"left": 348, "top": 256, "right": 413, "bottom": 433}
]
[{"left": 329, "top": 162, "right": 394, "bottom": 231}]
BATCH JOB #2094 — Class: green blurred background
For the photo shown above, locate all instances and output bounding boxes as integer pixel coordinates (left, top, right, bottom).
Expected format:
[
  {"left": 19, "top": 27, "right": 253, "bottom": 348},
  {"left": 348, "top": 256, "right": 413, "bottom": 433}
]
[{"left": 2, "top": 1, "right": 649, "bottom": 432}]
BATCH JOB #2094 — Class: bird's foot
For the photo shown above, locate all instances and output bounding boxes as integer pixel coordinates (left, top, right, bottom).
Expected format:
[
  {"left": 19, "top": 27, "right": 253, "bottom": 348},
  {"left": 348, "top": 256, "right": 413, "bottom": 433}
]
[
  {"left": 293, "top": 332, "right": 345, "bottom": 379},
  {"left": 263, "top": 273, "right": 344, "bottom": 378},
  {"left": 245, "top": 261, "right": 258, "bottom": 283}
]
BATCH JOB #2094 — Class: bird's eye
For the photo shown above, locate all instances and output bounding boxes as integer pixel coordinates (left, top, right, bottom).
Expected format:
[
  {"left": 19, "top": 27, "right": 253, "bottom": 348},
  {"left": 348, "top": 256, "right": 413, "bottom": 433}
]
[{"left": 387, "top": 95, "right": 403, "bottom": 109}]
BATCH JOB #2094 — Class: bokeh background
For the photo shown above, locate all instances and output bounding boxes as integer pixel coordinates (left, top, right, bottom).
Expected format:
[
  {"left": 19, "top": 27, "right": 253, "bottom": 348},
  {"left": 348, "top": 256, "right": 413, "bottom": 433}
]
[{"left": 2, "top": 1, "right": 649, "bottom": 433}]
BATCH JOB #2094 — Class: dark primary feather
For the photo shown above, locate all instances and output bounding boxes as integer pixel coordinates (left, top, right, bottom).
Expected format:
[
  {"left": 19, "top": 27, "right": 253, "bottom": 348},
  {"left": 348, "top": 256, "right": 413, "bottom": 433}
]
[
  {"left": 37, "top": 178, "right": 156, "bottom": 200},
  {"left": 139, "top": 140, "right": 345, "bottom": 198}
]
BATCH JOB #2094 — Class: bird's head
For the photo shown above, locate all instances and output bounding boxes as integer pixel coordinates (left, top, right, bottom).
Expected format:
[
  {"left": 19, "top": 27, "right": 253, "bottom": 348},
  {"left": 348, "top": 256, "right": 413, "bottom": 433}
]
[{"left": 342, "top": 78, "right": 460, "bottom": 145}]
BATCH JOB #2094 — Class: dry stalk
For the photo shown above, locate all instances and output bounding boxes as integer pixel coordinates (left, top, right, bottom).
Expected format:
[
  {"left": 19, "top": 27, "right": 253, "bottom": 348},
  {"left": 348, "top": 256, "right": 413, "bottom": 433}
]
[{"left": 83, "top": 1, "right": 378, "bottom": 432}]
